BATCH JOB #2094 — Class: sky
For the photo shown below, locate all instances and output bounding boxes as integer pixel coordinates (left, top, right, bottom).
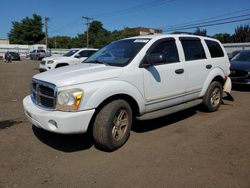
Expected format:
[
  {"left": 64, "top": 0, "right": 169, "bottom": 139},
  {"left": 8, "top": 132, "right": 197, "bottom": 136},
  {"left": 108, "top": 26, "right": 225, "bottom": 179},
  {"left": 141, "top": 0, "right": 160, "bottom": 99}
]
[{"left": 0, "top": 0, "right": 250, "bottom": 39}]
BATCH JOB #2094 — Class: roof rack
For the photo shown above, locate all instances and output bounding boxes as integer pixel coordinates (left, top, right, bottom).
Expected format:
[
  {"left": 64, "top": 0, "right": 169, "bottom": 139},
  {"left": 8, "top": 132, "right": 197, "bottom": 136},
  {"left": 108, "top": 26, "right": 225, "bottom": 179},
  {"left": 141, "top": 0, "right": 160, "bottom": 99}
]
[
  {"left": 171, "top": 31, "right": 210, "bottom": 37},
  {"left": 171, "top": 31, "right": 195, "bottom": 35}
]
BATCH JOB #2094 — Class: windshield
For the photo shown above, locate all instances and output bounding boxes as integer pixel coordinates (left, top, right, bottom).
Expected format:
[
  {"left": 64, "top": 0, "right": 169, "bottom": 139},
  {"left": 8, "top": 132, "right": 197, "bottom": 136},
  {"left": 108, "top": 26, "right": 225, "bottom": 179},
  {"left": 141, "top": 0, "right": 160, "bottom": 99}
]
[
  {"left": 63, "top": 50, "right": 79, "bottom": 57},
  {"left": 84, "top": 38, "right": 150, "bottom": 66},
  {"left": 231, "top": 51, "right": 250, "bottom": 62}
]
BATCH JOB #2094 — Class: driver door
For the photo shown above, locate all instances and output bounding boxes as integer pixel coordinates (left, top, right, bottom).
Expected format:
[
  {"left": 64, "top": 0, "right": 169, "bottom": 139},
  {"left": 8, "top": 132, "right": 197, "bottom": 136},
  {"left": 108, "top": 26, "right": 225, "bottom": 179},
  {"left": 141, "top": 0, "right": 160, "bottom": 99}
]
[{"left": 142, "top": 38, "right": 186, "bottom": 112}]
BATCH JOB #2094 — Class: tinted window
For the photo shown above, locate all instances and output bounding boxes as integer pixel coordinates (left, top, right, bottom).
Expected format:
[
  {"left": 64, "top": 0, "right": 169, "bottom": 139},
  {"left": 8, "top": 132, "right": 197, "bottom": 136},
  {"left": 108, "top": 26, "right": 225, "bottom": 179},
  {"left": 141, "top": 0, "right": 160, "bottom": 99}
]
[
  {"left": 78, "top": 50, "right": 97, "bottom": 57},
  {"left": 205, "top": 40, "right": 224, "bottom": 58},
  {"left": 231, "top": 51, "right": 250, "bottom": 62},
  {"left": 78, "top": 50, "right": 89, "bottom": 57},
  {"left": 150, "top": 39, "right": 179, "bottom": 63},
  {"left": 181, "top": 38, "right": 206, "bottom": 61},
  {"left": 63, "top": 50, "right": 79, "bottom": 57}
]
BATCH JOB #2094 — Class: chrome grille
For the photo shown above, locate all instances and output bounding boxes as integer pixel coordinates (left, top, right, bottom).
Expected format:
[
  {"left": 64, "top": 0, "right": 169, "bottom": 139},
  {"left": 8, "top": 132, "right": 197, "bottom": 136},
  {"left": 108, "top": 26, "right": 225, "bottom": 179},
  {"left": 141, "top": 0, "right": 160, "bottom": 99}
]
[
  {"left": 31, "top": 79, "right": 57, "bottom": 109},
  {"left": 230, "top": 69, "right": 249, "bottom": 78}
]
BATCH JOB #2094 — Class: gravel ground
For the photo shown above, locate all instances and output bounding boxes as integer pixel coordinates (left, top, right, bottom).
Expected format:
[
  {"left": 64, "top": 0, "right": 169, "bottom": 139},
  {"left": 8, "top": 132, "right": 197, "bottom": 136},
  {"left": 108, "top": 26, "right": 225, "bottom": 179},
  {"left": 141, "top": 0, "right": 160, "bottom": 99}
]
[{"left": 0, "top": 59, "right": 249, "bottom": 188}]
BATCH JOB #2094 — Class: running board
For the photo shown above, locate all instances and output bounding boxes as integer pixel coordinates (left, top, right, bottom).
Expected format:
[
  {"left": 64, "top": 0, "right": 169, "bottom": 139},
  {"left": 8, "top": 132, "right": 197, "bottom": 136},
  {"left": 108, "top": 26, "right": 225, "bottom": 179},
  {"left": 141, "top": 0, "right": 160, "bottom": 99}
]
[{"left": 137, "top": 99, "right": 202, "bottom": 121}]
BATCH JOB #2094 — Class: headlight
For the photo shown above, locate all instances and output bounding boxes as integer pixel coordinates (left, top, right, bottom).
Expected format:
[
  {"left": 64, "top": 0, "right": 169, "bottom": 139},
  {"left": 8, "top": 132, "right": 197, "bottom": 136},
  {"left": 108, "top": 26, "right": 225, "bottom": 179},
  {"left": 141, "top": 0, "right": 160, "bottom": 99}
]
[
  {"left": 47, "top": 60, "right": 54, "bottom": 64},
  {"left": 56, "top": 89, "right": 83, "bottom": 111}
]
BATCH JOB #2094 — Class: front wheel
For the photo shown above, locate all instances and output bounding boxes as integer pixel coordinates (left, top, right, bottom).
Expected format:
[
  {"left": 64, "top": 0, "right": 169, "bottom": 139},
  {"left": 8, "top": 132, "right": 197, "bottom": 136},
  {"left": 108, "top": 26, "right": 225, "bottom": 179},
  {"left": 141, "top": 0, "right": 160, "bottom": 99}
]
[
  {"left": 93, "top": 100, "right": 132, "bottom": 151},
  {"left": 203, "top": 81, "right": 223, "bottom": 112}
]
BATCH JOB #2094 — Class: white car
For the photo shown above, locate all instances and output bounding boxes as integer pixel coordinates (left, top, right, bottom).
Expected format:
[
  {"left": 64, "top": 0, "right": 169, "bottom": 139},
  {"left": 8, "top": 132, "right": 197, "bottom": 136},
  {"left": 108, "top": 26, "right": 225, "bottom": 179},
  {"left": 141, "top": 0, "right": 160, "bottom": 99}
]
[
  {"left": 23, "top": 34, "right": 232, "bottom": 151},
  {"left": 39, "top": 48, "right": 98, "bottom": 72}
]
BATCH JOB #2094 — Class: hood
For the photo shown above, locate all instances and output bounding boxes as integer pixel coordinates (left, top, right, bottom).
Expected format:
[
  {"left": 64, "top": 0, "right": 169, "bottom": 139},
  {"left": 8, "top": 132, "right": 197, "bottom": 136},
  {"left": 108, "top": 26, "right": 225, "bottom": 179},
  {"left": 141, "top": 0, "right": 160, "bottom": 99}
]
[
  {"left": 230, "top": 61, "right": 250, "bottom": 71},
  {"left": 42, "top": 56, "right": 72, "bottom": 61},
  {"left": 33, "top": 63, "right": 123, "bottom": 87}
]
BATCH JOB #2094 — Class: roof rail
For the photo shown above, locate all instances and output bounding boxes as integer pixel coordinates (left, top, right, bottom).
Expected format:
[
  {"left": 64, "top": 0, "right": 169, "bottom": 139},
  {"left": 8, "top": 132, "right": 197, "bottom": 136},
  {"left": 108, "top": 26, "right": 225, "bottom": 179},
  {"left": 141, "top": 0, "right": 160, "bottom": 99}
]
[
  {"left": 171, "top": 31, "right": 210, "bottom": 37},
  {"left": 172, "top": 31, "right": 195, "bottom": 35}
]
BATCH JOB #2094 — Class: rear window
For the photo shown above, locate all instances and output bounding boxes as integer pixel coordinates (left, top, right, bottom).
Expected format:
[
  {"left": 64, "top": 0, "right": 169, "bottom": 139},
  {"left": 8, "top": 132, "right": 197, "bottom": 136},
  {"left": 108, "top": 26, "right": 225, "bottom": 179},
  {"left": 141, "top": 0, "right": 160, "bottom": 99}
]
[
  {"left": 180, "top": 38, "right": 206, "bottom": 61},
  {"left": 205, "top": 40, "right": 224, "bottom": 58}
]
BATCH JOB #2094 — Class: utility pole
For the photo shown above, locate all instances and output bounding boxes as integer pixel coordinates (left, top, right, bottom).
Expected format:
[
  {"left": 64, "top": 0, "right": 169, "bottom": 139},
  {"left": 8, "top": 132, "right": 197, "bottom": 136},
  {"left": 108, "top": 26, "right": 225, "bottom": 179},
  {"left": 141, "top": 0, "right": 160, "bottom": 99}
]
[
  {"left": 45, "top": 17, "right": 49, "bottom": 48},
  {"left": 82, "top": 16, "right": 93, "bottom": 48}
]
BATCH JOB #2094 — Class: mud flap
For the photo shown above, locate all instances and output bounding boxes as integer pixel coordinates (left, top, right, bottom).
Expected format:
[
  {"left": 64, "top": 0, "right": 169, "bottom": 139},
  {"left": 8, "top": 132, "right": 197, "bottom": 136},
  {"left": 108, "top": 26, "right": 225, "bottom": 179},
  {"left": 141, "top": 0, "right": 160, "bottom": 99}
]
[{"left": 223, "top": 77, "right": 234, "bottom": 101}]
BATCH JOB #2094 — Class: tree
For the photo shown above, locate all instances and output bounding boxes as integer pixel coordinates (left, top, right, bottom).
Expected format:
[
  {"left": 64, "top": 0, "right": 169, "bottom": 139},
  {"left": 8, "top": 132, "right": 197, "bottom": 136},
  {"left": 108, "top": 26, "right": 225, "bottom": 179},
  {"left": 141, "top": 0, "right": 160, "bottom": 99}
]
[
  {"left": 111, "top": 27, "right": 138, "bottom": 41},
  {"left": 233, "top": 24, "right": 250, "bottom": 42},
  {"left": 88, "top": 21, "right": 111, "bottom": 48},
  {"left": 8, "top": 14, "right": 45, "bottom": 44},
  {"left": 213, "top": 33, "right": 233, "bottom": 43},
  {"left": 194, "top": 27, "right": 207, "bottom": 36}
]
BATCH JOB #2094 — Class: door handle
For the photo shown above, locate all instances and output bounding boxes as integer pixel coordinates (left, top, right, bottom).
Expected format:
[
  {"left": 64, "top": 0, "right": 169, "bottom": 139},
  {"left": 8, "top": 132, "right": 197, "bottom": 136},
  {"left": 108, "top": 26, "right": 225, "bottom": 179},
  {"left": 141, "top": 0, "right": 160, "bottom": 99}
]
[
  {"left": 206, "top": 64, "right": 212, "bottom": 69},
  {"left": 175, "top": 69, "right": 184, "bottom": 74}
]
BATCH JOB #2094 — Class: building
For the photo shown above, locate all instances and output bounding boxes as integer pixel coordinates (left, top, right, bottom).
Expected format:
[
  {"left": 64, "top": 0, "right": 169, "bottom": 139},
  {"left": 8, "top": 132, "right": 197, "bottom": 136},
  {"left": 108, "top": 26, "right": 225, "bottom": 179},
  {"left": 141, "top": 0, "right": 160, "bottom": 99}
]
[
  {"left": 0, "top": 38, "right": 10, "bottom": 45},
  {"left": 133, "top": 27, "right": 163, "bottom": 35}
]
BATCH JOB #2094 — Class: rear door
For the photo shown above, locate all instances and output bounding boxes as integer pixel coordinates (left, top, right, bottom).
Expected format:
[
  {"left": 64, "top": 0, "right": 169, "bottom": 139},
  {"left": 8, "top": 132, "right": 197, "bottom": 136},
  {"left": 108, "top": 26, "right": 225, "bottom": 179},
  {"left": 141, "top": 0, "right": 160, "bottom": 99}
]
[{"left": 179, "top": 37, "right": 210, "bottom": 101}]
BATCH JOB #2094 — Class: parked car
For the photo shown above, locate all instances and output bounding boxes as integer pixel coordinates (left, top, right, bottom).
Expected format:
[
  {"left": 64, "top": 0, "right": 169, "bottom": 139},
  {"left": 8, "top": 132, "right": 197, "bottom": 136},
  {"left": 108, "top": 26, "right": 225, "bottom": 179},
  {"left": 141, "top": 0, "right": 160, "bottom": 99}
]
[
  {"left": 4, "top": 52, "right": 21, "bottom": 61},
  {"left": 29, "top": 49, "right": 46, "bottom": 60},
  {"left": 39, "top": 48, "right": 98, "bottom": 72},
  {"left": 228, "top": 50, "right": 240, "bottom": 60},
  {"left": 230, "top": 50, "right": 250, "bottom": 85},
  {"left": 23, "top": 34, "right": 231, "bottom": 151}
]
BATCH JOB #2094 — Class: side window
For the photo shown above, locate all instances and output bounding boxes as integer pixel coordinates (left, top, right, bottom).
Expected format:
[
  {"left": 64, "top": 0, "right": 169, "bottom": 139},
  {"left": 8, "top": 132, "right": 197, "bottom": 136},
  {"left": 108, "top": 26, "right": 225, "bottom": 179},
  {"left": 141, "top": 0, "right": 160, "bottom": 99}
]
[
  {"left": 205, "top": 40, "right": 224, "bottom": 58},
  {"left": 150, "top": 39, "right": 179, "bottom": 63},
  {"left": 78, "top": 50, "right": 89, "bottom": 57},
  {"left": 87, "top": 50, "right": 97, "bottom": 57},
  {"left": 180, "top": 38, "right": 206, "bottom": 61}
]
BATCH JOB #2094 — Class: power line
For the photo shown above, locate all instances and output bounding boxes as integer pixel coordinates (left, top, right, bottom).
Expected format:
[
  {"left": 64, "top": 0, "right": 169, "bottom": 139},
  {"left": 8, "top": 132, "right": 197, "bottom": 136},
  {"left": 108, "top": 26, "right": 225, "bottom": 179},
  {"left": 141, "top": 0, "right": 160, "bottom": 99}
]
[
  {"left": 92, "top": 0, "right": 177, "bottom": 17},
  {"left": 167, "top": 8, "right": 250, "bottom": 29},
  {"left": 166, "top": 13, "right": 250, "bottom": 31},
  {"left": 165, "top": 17, "right": 250, "bottom": 32},
  {"left": 49, "top": 18, "right": 82, "bottom": 34}
]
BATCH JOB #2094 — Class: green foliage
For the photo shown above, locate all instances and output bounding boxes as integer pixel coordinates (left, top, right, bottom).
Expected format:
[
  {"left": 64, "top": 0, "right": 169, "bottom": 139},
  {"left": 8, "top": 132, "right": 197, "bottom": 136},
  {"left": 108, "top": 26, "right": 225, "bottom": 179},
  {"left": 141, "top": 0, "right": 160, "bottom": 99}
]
[
  {"left": 213, "top": 33, "right": 233, "bottom": 43},
  {"left": 233, "top": 24, "right": 250, "bottom": 42},
  {"left": 88, "top": 21, "right": 111, "bottom": 48},
  {"left": 8, "top": 14, "right": 45, "bottom": 44},
  {"left": 194, "top": 27, "right": 207, "bottom": 36}
]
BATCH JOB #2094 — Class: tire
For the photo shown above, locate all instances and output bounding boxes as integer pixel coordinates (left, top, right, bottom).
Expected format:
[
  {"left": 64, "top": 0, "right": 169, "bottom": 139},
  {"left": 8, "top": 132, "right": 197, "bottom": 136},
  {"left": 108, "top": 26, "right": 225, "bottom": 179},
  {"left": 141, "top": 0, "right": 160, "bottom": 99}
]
[
  {"left": 203, "top": 81, "right": 223, "bottom": 112},
  {"left": 93, "top": 100, "right": 132, "bottom": 151}
]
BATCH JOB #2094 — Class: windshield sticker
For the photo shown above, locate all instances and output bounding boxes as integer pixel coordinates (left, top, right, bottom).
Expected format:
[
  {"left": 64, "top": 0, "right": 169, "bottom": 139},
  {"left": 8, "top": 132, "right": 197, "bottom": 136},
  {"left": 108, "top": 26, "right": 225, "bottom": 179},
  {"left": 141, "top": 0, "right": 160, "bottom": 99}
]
[{"left": 134, "top": 39, "right": 150, "bottom": 43}]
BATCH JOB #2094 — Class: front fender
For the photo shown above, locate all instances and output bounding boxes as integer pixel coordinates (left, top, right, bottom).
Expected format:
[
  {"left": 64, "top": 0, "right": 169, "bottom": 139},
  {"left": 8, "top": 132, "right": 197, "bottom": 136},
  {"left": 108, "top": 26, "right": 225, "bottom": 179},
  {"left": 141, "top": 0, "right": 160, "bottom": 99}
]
[
  {"left": 200, "top": 68, "right": 226, "bottom": 97},
  {"left": 80, "top": 80, "right": 146, "bottom": 114}
]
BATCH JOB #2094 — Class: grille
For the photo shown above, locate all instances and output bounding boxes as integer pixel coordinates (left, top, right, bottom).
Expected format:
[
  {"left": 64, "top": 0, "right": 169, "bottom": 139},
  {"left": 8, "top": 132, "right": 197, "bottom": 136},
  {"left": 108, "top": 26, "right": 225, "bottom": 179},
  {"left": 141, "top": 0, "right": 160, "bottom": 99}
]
[
  {"left": 230, "top": 69, "right": 249, "bottom": 78},
  {"left": 40, "top": 60, "right": 46, "bottom": 65},
  {"left": 31, "top": 79, "right": 56, "bottom": 109}
]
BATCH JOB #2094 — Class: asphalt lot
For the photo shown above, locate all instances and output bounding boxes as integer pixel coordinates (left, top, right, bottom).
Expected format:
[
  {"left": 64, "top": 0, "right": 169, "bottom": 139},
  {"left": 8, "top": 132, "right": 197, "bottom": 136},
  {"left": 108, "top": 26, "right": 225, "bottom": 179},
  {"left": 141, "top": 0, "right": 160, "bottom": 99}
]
[{"left": 0, "top": 59, "right": 249, "bottom": 188}]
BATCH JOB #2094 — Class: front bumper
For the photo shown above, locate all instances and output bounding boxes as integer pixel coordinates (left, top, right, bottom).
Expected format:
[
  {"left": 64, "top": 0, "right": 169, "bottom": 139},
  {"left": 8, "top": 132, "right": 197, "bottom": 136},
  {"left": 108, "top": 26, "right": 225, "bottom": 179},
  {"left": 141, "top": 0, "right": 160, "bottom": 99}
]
[
  {"left": 23, "top": 95, "right": 95, "bottom": 134},
  {"left": 39, "top": 63, "right": 50, "bottom": 72},
  {"left": 231, "top": 78, "right": 250, "bottom": 85}
]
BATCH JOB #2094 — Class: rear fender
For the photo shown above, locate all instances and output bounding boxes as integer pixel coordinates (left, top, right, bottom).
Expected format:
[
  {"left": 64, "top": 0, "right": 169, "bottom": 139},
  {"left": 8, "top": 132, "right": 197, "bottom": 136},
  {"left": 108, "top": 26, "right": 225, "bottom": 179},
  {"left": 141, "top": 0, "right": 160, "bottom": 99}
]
[{"left": 200, "top": 68, "right": 226, "bottom": 97}]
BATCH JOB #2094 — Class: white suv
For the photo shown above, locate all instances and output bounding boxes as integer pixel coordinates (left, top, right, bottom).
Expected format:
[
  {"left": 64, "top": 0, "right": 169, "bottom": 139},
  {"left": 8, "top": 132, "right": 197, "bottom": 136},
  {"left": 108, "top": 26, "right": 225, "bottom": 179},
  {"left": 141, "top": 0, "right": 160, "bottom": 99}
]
[
  {"left": 23, "top": 34, "right": 232, "bottom": 151},
  {"left": 39, "top": 48, "right": 98, "bottom": 72}
]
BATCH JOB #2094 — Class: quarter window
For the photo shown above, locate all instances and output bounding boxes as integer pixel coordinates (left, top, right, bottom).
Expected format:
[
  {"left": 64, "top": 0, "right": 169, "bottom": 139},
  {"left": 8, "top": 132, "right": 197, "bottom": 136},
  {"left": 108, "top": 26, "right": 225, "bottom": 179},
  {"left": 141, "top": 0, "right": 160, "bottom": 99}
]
[
  {"left": 205, "top": 40, "right": 224, "bottom": 58},
  {"left": 150, "top": 39, "right": 179, "bottom": 63},
  {"left": 180, "top": 38, "right": 206, "bottom": 61}
]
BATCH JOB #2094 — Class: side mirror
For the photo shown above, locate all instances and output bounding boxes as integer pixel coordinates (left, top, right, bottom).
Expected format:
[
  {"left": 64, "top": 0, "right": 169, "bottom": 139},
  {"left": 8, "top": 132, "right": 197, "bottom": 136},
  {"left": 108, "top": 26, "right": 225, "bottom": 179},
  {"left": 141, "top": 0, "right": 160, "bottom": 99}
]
[
  {"left": 140, "top": 53, "right": 166, "bottom": 68},
  {"left": 74, "top": 54, "right": 81, "bottom": 58}
]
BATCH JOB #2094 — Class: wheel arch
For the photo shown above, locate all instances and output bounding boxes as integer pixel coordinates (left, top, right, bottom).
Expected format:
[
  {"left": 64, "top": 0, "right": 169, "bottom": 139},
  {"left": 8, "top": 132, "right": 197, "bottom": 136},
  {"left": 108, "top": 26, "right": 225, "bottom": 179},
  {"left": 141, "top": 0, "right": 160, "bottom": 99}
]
[{"left": 200, "top": 68, "right": 226, "bottom": 97}]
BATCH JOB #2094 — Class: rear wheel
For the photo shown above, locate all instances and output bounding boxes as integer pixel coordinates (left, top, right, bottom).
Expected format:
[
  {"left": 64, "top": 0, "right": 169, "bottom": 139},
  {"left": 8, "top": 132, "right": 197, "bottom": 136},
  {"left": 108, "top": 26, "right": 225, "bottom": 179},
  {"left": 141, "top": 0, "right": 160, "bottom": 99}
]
[
  {"left": 203, "top": 81, "right": 223, "bottom": 112},
  {"left": 93, "top": 100, "right": 132, "bottom": 151}
]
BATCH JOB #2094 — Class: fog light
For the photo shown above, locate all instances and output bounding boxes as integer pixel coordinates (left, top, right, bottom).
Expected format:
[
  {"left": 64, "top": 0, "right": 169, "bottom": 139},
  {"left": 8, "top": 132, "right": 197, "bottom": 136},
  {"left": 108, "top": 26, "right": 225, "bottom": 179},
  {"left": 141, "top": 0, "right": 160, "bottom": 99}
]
[{"left": 48, "top": 120, "right": 58, "bottom": 131}]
